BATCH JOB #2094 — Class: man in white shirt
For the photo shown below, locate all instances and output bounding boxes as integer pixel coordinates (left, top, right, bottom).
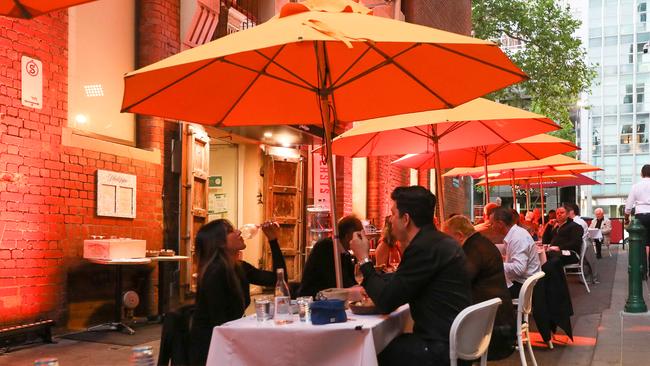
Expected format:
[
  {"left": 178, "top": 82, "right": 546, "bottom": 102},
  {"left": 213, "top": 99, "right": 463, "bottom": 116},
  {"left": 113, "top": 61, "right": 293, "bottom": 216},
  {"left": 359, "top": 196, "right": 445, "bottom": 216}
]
[
  {"left": 625, "top": 164, "right": 650, "bottom": 277},
  {"left": 491, "top": 207, "right": 541, "bottom": 298}
]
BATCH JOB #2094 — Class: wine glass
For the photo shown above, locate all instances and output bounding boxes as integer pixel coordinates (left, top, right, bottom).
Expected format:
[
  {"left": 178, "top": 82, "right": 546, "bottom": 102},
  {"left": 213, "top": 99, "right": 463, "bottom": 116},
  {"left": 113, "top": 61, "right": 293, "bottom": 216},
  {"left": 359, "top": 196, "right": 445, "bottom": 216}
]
[
  {"left": 354, "top": 262, "right": 364, "bottom": 285},
  {"left": 387, "top": 251, "right": 400, "bottom": 272}
]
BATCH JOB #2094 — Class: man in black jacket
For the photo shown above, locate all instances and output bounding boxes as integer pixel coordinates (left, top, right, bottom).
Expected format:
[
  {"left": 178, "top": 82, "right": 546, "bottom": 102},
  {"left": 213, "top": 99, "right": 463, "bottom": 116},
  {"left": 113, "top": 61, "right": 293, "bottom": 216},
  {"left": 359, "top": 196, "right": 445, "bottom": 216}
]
[
  {"left": 297, "top": 215, "right": 363, "bottom": 297},
  {"left": 542, "top": 206, "right": 584, "bottom": 265},
  {"left": 351, "top": 186, "right": 471, "bottom": 366}
]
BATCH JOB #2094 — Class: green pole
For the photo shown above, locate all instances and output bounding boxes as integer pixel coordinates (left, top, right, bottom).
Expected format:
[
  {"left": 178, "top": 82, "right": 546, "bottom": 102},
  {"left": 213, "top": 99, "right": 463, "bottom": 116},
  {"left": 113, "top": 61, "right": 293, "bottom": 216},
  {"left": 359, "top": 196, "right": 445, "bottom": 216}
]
[{"left": 625, "top": 218, "right": 648, "bottom": 313}]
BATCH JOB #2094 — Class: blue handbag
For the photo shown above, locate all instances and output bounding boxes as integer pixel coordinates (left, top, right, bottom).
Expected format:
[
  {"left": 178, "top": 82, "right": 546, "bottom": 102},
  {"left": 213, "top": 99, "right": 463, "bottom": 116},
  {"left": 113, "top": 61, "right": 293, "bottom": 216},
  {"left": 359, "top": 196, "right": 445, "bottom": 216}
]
[{"left": 309, "top": 299, "right": 347, "bottom": 325}]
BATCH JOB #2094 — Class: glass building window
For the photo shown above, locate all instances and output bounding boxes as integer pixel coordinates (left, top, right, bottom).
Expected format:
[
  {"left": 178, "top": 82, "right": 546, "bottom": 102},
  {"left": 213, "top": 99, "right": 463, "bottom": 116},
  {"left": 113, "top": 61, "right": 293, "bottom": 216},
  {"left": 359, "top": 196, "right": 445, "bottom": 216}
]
[
  {"left": 624, "top": 84, "right": 634, "bottom": 103},
  {"left": 640, "top": 2, "right": 647, "bottom": 23}
]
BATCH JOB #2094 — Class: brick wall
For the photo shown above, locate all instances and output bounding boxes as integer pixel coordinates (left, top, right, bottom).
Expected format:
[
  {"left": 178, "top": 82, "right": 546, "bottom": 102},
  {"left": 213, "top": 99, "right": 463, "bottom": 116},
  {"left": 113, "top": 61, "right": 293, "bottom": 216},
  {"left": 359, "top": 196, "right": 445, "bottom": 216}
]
[
  {"left": 366, "top": 156, "right": 410, "bottom": 227},
  {"left": 0, "top": 0, "right": 178, "bottom": 327},
  {"left": 403, "top": 0, "right": 472, "bottom": 35}
]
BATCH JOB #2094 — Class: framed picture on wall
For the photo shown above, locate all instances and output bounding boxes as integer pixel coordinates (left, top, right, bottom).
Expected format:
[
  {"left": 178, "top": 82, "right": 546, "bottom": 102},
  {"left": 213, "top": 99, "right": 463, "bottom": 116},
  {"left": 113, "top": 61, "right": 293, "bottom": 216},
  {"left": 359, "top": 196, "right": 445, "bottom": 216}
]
[{"left": 96, "top": 170, "right": 136, "bottom": 218}]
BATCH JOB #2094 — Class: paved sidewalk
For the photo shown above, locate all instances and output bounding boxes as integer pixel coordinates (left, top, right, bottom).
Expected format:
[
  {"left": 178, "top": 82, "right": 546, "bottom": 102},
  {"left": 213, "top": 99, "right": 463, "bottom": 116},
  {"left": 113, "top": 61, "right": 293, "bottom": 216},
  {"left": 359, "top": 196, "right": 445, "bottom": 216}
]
[
  {"left": 591, "top": 248, "right": 650, "bottom": 366},
  {"left": 0, "top": 245, "right": 642, "bottom": 365}
]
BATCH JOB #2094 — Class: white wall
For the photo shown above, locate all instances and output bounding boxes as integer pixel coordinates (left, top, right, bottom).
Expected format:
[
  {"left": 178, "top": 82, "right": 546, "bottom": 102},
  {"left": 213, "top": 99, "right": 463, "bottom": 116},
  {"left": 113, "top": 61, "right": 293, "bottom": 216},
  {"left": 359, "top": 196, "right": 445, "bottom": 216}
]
[{"left": 352, "top": 158, "right": 367, "bottom": 218}]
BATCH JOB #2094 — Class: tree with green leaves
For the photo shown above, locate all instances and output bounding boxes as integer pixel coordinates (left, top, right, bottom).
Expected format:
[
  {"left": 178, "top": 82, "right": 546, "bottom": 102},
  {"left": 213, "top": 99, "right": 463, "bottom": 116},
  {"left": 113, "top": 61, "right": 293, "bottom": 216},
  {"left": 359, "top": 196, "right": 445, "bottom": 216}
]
[{"left": 472, "top": 0, "right": 597, "bottom": 143}]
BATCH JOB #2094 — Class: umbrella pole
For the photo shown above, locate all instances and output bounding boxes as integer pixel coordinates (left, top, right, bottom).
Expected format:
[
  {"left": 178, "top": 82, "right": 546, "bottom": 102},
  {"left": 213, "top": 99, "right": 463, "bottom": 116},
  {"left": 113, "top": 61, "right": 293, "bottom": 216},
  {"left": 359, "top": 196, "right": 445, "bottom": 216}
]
[
  {"left": 483, "top": 153, "right": 490, "bottom": 205},
  {"left": 432, "top": 130, "right": 446, "bottom": 223},
  {"left": 317, "top": 42, "right": 343, "bottom": 288},
  {"left": 511, "top": 169, "right": 516, "bottom": 210},
  {"left": 539, "top": 173, "right": 545, "bottom": 225}
]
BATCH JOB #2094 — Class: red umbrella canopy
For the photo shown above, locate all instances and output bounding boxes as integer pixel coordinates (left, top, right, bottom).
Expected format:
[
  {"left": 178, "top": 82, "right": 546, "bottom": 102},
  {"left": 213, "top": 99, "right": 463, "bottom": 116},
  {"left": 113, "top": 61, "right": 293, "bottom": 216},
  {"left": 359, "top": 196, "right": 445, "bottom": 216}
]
[{"left": 0, "top": 0, "right": 96, "bottom": 18}]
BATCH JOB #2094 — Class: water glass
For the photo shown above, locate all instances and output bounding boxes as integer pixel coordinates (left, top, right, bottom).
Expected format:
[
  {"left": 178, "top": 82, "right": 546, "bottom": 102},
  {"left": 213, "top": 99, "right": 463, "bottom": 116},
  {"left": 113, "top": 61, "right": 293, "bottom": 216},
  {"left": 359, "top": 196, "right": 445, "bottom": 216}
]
[
  {"left": 34, "top": 359, "right": 59, "bottom": 366},
  {"left": 297, "top": 296, "right": 313, "bottom": 322},
  {"left": 255, "top": 295, "right": 272, "bottom": 322}
]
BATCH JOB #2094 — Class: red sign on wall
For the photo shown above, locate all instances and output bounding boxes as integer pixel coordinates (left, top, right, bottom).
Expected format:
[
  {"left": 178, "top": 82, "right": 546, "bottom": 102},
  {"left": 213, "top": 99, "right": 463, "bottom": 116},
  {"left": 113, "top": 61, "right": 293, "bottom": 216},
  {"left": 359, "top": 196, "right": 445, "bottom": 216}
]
[{"left": 312, "top": 148, "right": 331, "bottom": 210}]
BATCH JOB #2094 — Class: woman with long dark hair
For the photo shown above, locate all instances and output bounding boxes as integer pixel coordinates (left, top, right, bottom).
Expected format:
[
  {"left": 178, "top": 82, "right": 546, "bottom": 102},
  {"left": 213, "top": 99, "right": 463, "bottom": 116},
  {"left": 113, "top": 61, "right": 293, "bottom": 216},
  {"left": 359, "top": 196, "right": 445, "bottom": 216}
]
[{"left": 189, "top": 219, "right": 286, "bottom": 365}]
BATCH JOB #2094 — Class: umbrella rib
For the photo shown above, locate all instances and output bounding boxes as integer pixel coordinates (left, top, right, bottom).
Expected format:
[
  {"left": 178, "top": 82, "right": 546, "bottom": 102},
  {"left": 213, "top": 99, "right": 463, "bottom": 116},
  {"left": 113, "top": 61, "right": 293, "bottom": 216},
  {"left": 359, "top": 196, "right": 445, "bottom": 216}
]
[
  {"left": 122, "top": 57, "right": 225, "bottom": 112},
  {"left": 406, "top": 126, "right": 432, "bottom": 139},
  {"left": 13, "top": 0, "right": 32, "bottom": 18},
  {"left": 215, "top": 47, "right": 307, "bottom": 125},
  {"left": 219, "top": 58, "right": 315, "bottom": 92},
  {"left": 330, "top": 44, "right": 373, "bottom": 89},
  {"left": 437, "top": 121, "right": 468, "bottom": 139},
  {"left": 350, "top": 132, "right": 380, "bottom": 157},
  {"left": 366, "top": 43, "right": 454, "bottom": 108},
  {"left": 329, "top": 43, "right": 421, "bottom": 92},
  {"left": 427, "top": 43, "right": 529, "bottom": 79},
  {"left": 253, "top": 49, "right": 317, "bottom": 89}
]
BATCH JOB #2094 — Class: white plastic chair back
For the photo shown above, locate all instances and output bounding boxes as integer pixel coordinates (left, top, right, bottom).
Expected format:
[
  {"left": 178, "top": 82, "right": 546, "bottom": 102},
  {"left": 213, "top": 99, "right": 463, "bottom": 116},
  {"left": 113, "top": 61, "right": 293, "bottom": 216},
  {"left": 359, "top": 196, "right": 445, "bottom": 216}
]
[
  {"left": 518, "top": 271, "right": 545, "bottom": 316},
  {"left": 449, "top": 298, "right": 502, "bottom": 366}
]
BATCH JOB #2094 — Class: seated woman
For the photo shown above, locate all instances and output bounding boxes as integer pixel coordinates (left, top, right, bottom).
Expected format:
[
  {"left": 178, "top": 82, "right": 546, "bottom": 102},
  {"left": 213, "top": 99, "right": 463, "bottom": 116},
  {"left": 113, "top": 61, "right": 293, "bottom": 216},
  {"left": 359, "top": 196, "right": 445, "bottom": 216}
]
[
  {"left": 374, "top": 216, "right": 401, "bottom": 271},
  {"left": 189, "top": 220, "right": 286, "bottom": 366}
]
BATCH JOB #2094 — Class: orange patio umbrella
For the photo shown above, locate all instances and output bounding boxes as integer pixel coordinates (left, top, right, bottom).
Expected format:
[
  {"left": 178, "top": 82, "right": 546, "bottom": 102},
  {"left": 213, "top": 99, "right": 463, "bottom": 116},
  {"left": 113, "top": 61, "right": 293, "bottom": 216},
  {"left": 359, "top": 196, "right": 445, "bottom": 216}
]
[
  {"left": 391, "top": 133, "right": 578, "bottom": 205},
  {"left": 446, "top": 155, "right": 601, "bottom": 220},
  {"left": 121, "top": 0, "right": 527, "bottom": 287},
  {"left": 330, "top": 99, "right": 559, "bottom": 218},
  {"left": 0, "top": 0, "right": 96, "bottom": 18}
]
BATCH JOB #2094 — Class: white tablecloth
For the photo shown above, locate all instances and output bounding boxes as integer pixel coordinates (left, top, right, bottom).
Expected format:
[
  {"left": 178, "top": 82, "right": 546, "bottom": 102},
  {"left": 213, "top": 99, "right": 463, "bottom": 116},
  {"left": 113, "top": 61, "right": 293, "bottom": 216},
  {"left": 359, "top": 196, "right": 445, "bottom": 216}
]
[{"left": 206, "top": 305, "right": 412, "bottom": 366}]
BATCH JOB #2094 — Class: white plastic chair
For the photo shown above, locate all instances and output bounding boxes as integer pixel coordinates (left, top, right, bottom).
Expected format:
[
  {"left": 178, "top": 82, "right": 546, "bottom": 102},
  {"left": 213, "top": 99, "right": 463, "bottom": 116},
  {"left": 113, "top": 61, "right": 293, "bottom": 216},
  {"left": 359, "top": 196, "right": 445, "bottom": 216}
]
[
  {"left": 516, "top": 271, "right": 545, "bottom": 366},
  {"left": 563, "top": 239, "right": 590, "bottom": 293},
  {"left": 449, "top": 298, "right": 502, "bottom": 366}
]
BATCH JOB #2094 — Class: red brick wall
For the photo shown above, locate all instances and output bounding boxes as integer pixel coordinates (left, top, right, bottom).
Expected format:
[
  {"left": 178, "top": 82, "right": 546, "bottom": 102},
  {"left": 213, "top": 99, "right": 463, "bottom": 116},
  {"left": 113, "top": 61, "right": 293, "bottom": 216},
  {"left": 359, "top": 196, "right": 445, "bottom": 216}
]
[
  {"left": 403, "top": 0, "right": 472, "bottom": 35},
  {"left": 0, "top": 0, "right": 178, "bottom": 327},
  {"left": 366, "top": 156, "right": 410, "bottom": 228}
]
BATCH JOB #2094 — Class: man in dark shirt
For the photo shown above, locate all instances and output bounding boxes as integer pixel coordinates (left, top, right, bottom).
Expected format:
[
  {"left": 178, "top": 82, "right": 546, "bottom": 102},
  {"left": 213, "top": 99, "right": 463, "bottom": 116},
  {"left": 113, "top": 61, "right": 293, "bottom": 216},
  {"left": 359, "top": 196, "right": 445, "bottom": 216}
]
[
  {"left": 542, "top": 206, "right": 584, "bottom": 265},
  {"left": 297, "top": 215, "right": 363, "bottom": 297},
  {"left": 351, "top": 186, "right": 471, "bottom": 366},
  {"left": 442, "top": 215, "right": 515, "bottom": 360}
]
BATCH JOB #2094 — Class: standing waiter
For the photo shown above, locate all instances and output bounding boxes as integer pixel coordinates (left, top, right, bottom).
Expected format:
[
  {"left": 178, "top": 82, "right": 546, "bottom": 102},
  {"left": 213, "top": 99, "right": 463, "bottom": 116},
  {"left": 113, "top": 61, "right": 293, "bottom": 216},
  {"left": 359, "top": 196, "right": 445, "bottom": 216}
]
[{"left": 625, "top": 164, "right": 650, "bottom": 277}]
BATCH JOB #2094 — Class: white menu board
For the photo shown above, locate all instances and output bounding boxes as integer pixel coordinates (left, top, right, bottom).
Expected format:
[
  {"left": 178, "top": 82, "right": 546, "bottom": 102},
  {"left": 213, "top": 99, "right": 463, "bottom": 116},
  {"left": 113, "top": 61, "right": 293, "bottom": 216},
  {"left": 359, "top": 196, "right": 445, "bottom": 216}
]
[{"left": 97, "top": 170, "right": 136, "bottom": 218}]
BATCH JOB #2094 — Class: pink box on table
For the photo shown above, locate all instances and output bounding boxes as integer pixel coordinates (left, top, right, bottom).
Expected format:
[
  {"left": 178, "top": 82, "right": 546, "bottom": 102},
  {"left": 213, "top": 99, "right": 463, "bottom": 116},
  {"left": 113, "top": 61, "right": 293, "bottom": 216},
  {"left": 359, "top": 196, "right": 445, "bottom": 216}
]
[{"left": 83, "top": 239, "right": 146, "bottom": 260}]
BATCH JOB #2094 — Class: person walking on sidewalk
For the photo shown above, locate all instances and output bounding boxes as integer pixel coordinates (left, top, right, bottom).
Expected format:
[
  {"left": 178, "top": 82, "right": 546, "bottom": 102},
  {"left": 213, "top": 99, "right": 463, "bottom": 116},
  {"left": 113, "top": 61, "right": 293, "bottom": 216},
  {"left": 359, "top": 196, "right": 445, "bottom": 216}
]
[
  {"left": 625, "top": 164, "right": 650, "bottom": 277},
  {"left": 589, "top": 208, "right": 612, "bottom": 259}
]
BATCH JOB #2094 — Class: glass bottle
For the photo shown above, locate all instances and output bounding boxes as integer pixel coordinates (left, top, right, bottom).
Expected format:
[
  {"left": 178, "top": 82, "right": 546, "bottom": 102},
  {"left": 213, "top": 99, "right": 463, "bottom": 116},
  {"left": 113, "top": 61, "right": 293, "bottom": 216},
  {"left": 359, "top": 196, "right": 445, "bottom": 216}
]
[
  {"left": 239, "top": 223, "right": 259, "bottom": 240},
  {"left": 34, "top": 359, "right": 59, "bottom": 366},
  {"left": 131, "top": 345, "right": 155, "bottom": 366},
  {"left": 274, "top": 268, "right": 293, "bottom": 324}
]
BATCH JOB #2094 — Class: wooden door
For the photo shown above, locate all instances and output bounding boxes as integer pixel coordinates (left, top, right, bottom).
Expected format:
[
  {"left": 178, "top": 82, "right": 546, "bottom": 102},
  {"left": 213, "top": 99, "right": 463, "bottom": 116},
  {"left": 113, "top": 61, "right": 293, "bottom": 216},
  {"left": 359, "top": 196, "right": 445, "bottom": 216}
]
[
  {"left": 180, "top": 123, "right": 210, "bottom": 294},
  {"left": 263, "top": 151, "right": 306, "bottom": 282}
]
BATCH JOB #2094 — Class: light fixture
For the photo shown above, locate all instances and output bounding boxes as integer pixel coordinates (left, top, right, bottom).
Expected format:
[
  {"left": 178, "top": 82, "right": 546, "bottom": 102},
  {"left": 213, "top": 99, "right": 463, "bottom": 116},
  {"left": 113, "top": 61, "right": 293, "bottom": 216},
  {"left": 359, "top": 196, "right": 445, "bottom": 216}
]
[
  {"left": 276, "top": 134, "right": 294, "bottom": 148},
  {"left": 75, "top": 114, "right": 88, "bottom": 124},
  {"left": 83, "top": 84, "right": 104, "bottom": 97},
  {"left": 263, "top": 131, "right": 273, "bottom": 138}
]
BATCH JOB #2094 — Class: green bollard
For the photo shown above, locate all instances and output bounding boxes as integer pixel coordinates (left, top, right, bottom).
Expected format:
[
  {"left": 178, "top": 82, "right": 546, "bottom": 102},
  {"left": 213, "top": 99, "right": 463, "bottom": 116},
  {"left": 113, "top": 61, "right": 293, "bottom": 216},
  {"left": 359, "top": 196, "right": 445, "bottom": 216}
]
[{"left": 625, "top": 218, "right": 648, "bottom": 313}]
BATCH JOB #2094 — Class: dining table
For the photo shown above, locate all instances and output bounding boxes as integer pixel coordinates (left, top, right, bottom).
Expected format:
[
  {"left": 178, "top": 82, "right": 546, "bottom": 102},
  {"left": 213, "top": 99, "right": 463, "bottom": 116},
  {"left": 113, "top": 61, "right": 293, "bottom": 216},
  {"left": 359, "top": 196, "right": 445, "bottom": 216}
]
[{"left": 206, "top": 304, "right": 413, "bottom": 366}]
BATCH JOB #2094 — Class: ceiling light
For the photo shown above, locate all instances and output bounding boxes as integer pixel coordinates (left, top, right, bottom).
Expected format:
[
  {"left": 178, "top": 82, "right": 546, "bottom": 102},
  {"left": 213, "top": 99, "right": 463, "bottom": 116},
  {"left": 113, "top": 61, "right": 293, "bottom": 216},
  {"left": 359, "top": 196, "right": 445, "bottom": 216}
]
[
  {"left": 75, "top": 114, "right": 88, "bottom": 124},
  {"left": 84, "top": 84, "right": 104, "bottom": 97},
  {"left": 263, "top": 131, "right": 273, "bottom": 138}
]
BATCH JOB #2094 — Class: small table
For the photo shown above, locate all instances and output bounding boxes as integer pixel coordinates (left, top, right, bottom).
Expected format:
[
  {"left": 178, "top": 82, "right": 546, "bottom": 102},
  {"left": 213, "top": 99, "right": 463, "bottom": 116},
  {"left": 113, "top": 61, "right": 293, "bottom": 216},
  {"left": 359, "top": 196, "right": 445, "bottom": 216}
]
[
  {"left": 86, "top": 258, "right": 152, "bottom": 335},
  {"left": 206, "top": 305, "right": 412, "bottom": 366},
  {"left": 149, "top": 255, "right": 189, "bottom": 318}
]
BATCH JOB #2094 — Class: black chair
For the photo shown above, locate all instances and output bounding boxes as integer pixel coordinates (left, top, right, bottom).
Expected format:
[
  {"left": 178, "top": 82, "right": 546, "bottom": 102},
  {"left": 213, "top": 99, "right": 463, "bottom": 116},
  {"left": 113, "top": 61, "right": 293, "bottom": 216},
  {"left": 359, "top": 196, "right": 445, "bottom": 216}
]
[{"left": 158, "top": 304, "right": 195, "bottom": 366}]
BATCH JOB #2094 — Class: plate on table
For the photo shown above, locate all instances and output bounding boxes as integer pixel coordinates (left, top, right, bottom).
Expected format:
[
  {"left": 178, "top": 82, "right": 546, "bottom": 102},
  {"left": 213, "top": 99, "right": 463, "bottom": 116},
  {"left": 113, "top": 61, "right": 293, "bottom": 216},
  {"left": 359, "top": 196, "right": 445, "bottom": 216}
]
[{"left": 349, "top": 300, "right": 379, "bottom": 315}]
